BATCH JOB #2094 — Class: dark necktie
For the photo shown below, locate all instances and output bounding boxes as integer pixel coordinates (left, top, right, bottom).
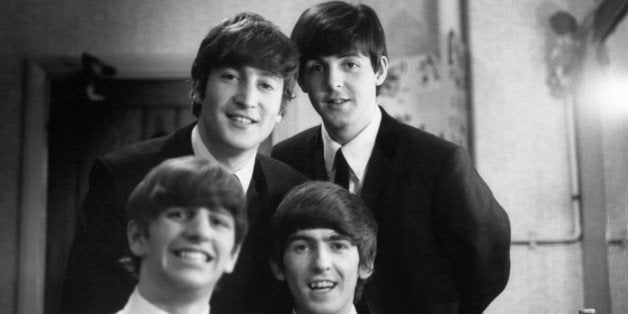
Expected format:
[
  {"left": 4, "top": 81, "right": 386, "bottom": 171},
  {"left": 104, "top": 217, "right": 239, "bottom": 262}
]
[{"left": 333, "top": 148, "right": 350, "bottom": 190}]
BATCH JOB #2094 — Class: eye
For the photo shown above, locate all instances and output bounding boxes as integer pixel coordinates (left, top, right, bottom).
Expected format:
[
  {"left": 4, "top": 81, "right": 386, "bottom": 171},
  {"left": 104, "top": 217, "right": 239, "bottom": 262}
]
[
  {"left": 330, "top": 241, "right": 351, "bottom": 251},
  {"left": 306, "top": 63, "right": 324, "bottom": 73},
  {"left": 208, "top": 212, "right": 233, "bottom": 229},
  {"left": 166, "top": 208, "right": 190, "bottom": 221},
  {"left": 210, "top": 216, "right": 227, "bottom": 227},
  {"left": 290, "top": 241, "right": 310, "bottom": 253},
  {"left": 344, "top": 61, "right": 360, "bottom": 71},
  {"left": 220, "top": 70, "right": 240, "bottom": 82},
  {"left": 259, "top": 81, "right": 275, "bottom": 91}
]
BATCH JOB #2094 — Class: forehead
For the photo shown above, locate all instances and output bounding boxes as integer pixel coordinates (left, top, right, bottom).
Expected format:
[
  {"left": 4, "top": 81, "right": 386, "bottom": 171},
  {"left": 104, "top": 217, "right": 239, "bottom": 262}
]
[
  {"left": 289, "top": 228, "right": 348, "bottom": 241},
  {"left": 160, "top": 206, "right": 233, "bottom": 217},
  {"left": 307, "top": 51, "right": 369, "bottom": 63},
  {"left": 213, "top": 65, "right": 283, "bottom": 80}
]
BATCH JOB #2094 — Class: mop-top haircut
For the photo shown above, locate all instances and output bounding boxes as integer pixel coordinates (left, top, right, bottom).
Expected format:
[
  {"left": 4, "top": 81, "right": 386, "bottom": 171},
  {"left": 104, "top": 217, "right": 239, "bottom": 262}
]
[
  {"left": 290, "top": 1, "right": 387, "bottom": 89},
  {"left": 270, "top": 181, "right": 377, "bottom": 300},
  {"left": 127, "top": 156, "right": 248, "bottom": 250},
  {"left": 191, "top": 12, "right": 299, "bottom": 116}
]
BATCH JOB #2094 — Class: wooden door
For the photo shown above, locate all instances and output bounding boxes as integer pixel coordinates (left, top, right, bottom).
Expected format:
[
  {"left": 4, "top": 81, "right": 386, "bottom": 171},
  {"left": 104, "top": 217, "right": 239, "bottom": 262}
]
[{"left": 46, "top": 71, "right": 194, "bottom": 314}]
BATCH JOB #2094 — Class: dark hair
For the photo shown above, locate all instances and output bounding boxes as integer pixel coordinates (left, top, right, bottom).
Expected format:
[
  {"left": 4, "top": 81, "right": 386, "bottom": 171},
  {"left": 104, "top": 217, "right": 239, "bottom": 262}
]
[
  {"left": 191, "top": 12, "right": 299, "bottom": 116},
  {"left": 127, "top": 156, "right": 248, "bottom": 250},
  {"left": 291, "top": 1, "right": 387, "bottom": 89},
  {"left": 270, "top": 181, "right": 377, "bottom": 301}
]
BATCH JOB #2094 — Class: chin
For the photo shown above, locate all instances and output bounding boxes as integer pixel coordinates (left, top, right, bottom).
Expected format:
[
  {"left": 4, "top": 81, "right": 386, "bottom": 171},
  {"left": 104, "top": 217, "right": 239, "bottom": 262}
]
[
  {"left": 167, "top": 274, "right": 214, "bottom": 292},
  {"left": 301, "top": 302, "right": 341, "bottom": 314}
]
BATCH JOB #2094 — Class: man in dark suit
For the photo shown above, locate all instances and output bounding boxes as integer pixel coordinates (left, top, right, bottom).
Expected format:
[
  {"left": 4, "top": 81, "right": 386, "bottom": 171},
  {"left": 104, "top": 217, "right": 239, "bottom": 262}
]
[
  {"left": 62, "top": 12, "right": 306, "bottom": 314},
  {"left": 268, "top": 181, "right": 378, "bottom": 314},
  {"left": 272, "top": 2, "right": 511, "bottom": 313}
]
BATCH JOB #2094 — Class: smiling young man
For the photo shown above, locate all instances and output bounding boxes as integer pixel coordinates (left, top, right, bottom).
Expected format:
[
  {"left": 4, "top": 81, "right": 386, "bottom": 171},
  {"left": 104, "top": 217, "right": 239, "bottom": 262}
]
[
  {"left": 269, "top": 182, "right": 377, "bottom": 314},
  {"left": 272, "top": 1, "right": 511, "bottom": 313},
  {"left": 62, "top": 13, "right": 307, "bottom": 314},
  {"left": 118, "top": 156, "right": 247, "bottom": 314}
]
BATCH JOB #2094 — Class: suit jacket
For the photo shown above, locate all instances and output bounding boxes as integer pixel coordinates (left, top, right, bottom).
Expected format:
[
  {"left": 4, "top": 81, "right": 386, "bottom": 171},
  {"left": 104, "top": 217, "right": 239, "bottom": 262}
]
[
  {"left": 62, "top": 123, "right": 307, "bottom": 314},
  {"left": 272, "top": 108, "right": 511, "bottom": 314}
]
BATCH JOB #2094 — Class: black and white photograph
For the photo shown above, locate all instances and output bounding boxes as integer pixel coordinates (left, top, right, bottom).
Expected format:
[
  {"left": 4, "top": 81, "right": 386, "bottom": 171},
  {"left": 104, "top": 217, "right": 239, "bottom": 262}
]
[{"left": 1, "top": 0, "right": 627, "bottom": 313}]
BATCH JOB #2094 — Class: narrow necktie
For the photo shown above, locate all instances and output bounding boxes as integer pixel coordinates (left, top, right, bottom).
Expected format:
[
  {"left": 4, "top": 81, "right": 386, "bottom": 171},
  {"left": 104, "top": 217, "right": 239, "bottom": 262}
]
[
  {"left": 231, "top": 173, "right": 243, "bottom": 192},
  {"left": 333, "top": 148, "right": 350, "bottom": 190}
]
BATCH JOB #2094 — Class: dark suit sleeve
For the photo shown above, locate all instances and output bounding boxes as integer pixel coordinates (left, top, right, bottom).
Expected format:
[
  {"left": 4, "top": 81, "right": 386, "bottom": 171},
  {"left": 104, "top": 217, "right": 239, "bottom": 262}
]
[
  {"left": 61, "top": 158, "right": 136, "bottom": 314},
  {"left": 432, "top": 147, "right": 511, "bottom": 313}
]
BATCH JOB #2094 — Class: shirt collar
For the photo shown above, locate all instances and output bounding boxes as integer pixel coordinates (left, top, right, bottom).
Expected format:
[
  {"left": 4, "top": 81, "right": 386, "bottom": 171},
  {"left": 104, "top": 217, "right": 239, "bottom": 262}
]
[
  {"left": 322, "top": 106, "right": 382, "bottom": 183},
  {"left": 191, "top": 125, "right": 254, "bottom": 193},
  {"left": 117, "top": 287, "right": 211, "bottom": 314},
  {"left": 292, "top": 304, "right": 358, "bottom": 314}
]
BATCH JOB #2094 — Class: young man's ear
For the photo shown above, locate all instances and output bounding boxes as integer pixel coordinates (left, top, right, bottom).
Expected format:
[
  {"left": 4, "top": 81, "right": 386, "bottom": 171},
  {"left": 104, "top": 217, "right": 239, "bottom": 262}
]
[
  {"left": 269, "top": 260, "right": 286, "bottom": 281},
  {"left": 127, "top": 220, "right": 147, "bottom": 258},
  {"left": 358, "top": 263, "right": 374, "bottom": 280},
  {"left": 224, "top": 244, "right": 242, "bottom": 274},
  {"left": 374, "top": 55, "right": 389, "bottom": 86},
  {"left": 191, "top": 81, "right": 203, "bottom": 103}
]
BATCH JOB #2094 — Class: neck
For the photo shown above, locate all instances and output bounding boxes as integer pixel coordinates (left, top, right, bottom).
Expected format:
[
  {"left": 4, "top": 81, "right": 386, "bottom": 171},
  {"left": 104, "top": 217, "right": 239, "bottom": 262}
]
[
  {"left": 137, "top": 278, "right": 212, "bottom": 314},
  {"left": 294, "top": 302, "right": 355, "bottom": 314},
  {"left": 198, "top": 124, "right": 256, "bottom": 172},
  {"left": 325, "top": 104, "right": 377, "bottom": 145},
  {"left": 326, "top": 125, "right": 363, "bottom": 145}
]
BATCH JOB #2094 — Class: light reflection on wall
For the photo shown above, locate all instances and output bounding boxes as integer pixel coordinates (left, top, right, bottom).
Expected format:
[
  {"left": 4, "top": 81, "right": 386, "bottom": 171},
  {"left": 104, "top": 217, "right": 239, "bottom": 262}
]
[{"left": 597, "top": 77, "right": 628, "bottom": 114}]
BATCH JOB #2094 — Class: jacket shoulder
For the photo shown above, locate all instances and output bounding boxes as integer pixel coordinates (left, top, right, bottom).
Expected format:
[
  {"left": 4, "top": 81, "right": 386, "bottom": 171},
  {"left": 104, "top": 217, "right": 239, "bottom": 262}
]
[
  {"left": 257, "top": 154, "right": 308, "bottom": 192},
  {"left": 272, "top": 126, "right": 319, "bottom": 154},
  {"left": 101, "top": 125, "right": 193, "bottom": 174},
  {"left": 380, "top": 117, "right": 461, "bottom": 164}
]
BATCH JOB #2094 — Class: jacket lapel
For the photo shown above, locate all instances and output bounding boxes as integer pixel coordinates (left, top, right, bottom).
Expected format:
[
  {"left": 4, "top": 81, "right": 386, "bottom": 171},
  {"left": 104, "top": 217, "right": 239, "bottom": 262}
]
[
  {"left": 169, "top": 123, "right": 196, "bottom": 157},
  {"left": 247, "top": 157, "right": 267, "bottom": 226},
  {"left": 306, "top": 126, "right": 329, "bottom": 181},
  {"left": 360, "top": 108, "right": 396, "bottom": 210}
]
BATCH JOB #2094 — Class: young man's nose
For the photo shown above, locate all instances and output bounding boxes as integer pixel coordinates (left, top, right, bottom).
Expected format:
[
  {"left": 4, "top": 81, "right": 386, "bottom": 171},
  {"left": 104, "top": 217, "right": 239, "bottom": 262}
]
[
  {"left": 311, "top": 247, "right": 332, "bottom": 272},
  {"left": 183, "top": 214, "right": 213, "bottom": 242},
  {"left": 233, "top": 80, "right": 258, "bottom": 108},
  {"left": 325, "top": 66, "right": 344, "bottom": 90}
]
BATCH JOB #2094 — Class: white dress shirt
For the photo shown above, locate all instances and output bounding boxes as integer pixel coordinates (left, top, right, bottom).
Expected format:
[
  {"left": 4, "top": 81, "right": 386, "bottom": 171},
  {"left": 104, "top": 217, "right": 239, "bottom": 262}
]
[
  {"left": 115, "top": 287, "right": 211, "bottom": 314},
  {"left": 322, "top": 106, "right": 382, "bottom": 195},
  {"left": 292, "top": 304, "right": 358, "bottom": 314},
  {"left": 191, "top": 125, "right": 254, "bottom": 193}
]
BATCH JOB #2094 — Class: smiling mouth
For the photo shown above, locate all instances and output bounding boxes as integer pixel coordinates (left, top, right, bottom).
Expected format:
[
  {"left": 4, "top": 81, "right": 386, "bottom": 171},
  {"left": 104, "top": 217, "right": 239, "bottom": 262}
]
[
  {"left": 227, "top": 114, "right": 256, "bottom": 125},
  {"left": 324, "top": 98, "right": 350, "bottom": 105},
  {"left": 308, "top": 280, "right": 337, "bottom": 292},
  {"left": 172, "top": 249, "right": 212, "bottom": 263}
]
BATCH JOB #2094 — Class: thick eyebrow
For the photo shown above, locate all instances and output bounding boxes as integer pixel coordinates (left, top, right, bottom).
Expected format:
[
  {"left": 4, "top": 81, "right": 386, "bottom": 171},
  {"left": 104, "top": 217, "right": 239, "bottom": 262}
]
[
  {"left": 286, "top": 234, "right": 313, "bottom": 243},
  {"left": 336, "top": 51, "right": 361, "bottom": 58},
  {"left": 327, "top": 234, "right": 352, "bottom": 242},
  {"left": 308, "top": 52, "right": 361, "bottom": 63},
  {"left": 286, "top": 232, "right": 352, "bottom": 244},
  {"left": 217, "top": 66, "right": 280, "bottom": 80},
  {"left": 258, "top": 70, "right": 282, "bottom": 80}
]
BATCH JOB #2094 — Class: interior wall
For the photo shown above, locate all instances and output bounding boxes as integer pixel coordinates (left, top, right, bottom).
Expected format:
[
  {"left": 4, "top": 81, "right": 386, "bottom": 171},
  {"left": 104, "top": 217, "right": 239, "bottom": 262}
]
[
  {"left": 468, "top": 0, "right": 599, "bottom": 313},
  {"left": 0, "top": 0, "right": 21, "bottom": 311},
  {"left": 604, "top": 13, "right": 628, "bottom": 314}
]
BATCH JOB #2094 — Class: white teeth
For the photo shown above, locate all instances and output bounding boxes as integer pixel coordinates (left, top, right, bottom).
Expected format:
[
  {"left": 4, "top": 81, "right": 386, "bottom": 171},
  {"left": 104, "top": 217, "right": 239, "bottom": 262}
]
[
  {"left": 176, "top": 250, "right": 209, "bottom": 262},
  {"left": 309, "top": 281, "right": 335, "bottom": 290},
  {"left": 327, "top": 99, "right": 346, "bottom": 104},
  {"left": 230, "top": 115, "right": 254, "bottom": 124}
]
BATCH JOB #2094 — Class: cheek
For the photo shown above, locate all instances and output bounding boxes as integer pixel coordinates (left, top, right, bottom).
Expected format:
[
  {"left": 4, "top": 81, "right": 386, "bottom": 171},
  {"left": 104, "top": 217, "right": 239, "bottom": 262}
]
[
  {"left": 283, "top": 255, "right": 307, "bottom": 280},
  {"left": 342, "top": 252, "right": 362, "bottom": 276},
  {"left": 303, "top": 77, "right": 322, "bottom": 93},
  {"left": 263, "top": 93, "right": 284, "bottom": 115},
  {"left": 219, "top": 233, "right": 236, "bottom": 252}
]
